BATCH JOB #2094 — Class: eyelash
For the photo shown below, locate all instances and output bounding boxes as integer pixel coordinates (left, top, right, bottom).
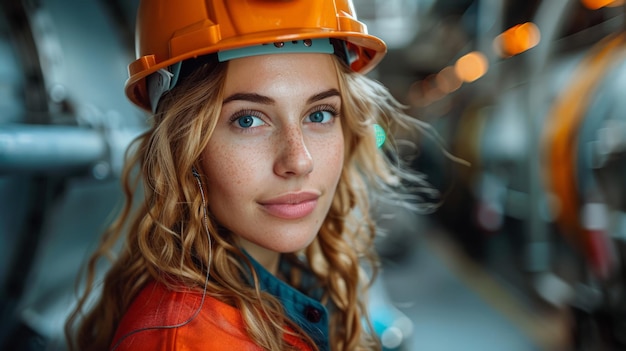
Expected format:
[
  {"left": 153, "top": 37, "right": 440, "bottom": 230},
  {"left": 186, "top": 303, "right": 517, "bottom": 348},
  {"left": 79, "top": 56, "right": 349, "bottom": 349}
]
[
  {"left": 226, "top": 110, "right": 265, "bottom": 132},
  {"left": 309, "top": 104, "right": 339, "bottom": 120},
  {"left": 228, "top": 109, "right": 263, "bottom": 124}
]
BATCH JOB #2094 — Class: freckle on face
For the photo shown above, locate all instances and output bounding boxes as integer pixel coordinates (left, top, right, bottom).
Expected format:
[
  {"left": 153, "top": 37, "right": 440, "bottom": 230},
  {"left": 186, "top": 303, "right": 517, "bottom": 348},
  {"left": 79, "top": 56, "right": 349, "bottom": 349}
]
[{"left": 200, "top": 53, "right": 344, "bottom": 259}]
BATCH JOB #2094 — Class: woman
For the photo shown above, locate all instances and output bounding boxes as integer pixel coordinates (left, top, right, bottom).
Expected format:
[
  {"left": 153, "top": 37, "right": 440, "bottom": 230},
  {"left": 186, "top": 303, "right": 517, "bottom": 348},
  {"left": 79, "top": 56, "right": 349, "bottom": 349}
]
[{"left": 66, "top": 1, "right": 436, "bottom": 350}]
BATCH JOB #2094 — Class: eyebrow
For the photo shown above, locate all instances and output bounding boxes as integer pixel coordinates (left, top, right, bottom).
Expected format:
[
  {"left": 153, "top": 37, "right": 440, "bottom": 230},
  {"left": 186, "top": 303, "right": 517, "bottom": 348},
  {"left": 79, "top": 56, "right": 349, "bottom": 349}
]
[
  {"left": 222, "top": 88, "right": 341, "bottom": 105},
  {"left": 223, "top": 93, "right": 273, "bottom": 105},
  {"left": 307, "top": 88, "right": 340, "bottom": 104}
]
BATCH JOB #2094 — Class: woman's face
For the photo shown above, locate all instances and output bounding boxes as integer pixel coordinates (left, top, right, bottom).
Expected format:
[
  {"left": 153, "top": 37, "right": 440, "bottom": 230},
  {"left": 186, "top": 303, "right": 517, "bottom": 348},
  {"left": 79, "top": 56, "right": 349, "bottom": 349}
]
[{"left": 201, "top": 53, "right": 344, "bottom": 260}]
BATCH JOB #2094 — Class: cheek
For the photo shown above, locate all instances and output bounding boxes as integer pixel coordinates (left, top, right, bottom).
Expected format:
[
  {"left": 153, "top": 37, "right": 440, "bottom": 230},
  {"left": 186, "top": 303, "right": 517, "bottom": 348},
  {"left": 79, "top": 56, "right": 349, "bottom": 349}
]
[
  {"left": 201, "top": 144, "right": 265, "bottom": 196},
  {"left": 315, "top": 135, "right": 345, "bottom": 177}
]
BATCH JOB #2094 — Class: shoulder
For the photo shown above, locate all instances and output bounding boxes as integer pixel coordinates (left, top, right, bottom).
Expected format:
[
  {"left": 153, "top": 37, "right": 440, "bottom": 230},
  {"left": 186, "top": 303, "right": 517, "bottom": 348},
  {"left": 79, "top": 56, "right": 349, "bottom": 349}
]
[{"left": 111, "top": 281, "right": 261, "bottom": 351}]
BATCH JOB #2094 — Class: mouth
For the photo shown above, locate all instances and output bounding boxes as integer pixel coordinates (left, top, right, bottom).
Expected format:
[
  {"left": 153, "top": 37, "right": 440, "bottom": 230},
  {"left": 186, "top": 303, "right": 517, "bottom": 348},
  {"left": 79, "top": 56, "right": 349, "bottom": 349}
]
[{"left": 259, "top": 192, "right": 320, "bottom": 220}]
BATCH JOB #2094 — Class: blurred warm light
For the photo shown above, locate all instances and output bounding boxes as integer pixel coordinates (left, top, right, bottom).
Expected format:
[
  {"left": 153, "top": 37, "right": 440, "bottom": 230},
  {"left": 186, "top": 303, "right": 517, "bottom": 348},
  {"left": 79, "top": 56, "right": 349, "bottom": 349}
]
[
  {"left": 435, "top": 66, "right": 463, "bottom": 93},
  {"left": 421, "top": 74, "right": 445, "bottom": 102},
  {"left": 407, "top": 66, "right": 465, "bottom": 108},
  {"left": 454, "top": 52, "right": 488, "bottom": 83},
  {"left": 581, "top": 0, "right": 623, "bottom": 9},
  {"left": 407, "top": 74, "right": 448, "bottom": 108},
  {"left": 495, "top": 22, "right": 541, "bottom": 57}
]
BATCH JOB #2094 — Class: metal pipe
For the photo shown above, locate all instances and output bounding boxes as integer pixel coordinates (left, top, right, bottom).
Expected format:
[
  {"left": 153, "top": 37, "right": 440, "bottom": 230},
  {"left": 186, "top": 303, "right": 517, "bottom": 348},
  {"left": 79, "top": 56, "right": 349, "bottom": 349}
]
[
  {"left": 524, "top": 0, "right": 578, "bottom": 273},
  {"left": 0, "top": 124, "right": 107, "bottom": 173}
]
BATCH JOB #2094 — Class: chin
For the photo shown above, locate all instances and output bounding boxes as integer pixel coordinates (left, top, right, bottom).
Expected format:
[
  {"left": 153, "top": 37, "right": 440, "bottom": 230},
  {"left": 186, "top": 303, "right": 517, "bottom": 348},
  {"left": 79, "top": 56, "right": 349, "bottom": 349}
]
[{"left": 269, "top": 234, "right": 318, "bottom": 254}]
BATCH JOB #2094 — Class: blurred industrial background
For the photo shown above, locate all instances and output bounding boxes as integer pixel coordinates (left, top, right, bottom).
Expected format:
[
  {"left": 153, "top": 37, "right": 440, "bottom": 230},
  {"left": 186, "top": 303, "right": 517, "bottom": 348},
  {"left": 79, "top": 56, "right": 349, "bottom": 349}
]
[{"left": 1, "top": 0, "right": 626, "bottom": 350}]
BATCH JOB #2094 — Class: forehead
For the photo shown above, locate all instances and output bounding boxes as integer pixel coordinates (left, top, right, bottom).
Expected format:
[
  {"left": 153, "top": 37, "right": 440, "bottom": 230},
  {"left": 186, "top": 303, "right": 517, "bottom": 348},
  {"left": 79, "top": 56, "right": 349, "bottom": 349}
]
[{"left": 223, "top": 53, "right": 339, "bottom": 95}]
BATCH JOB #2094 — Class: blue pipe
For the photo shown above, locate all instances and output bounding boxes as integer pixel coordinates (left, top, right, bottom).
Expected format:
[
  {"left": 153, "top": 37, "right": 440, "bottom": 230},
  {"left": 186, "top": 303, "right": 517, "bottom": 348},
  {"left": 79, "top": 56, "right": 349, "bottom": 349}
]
[{"left": 0, "top": 124, "right": 107, "bottom": 173}]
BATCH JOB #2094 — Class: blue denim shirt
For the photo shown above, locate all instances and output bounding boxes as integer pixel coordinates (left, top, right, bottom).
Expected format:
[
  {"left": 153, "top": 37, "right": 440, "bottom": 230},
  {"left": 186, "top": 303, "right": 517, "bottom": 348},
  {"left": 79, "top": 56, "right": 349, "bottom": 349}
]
[{"left": 246, "top": 254, "right": 330, "bottom": 351}]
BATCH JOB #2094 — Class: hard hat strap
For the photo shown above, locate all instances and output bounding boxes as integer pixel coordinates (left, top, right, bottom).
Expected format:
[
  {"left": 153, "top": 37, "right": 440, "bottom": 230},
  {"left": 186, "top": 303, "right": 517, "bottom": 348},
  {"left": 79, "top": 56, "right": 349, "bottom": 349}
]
[{"left": 147, "top": 61, "right": 182, "bottom": 113}]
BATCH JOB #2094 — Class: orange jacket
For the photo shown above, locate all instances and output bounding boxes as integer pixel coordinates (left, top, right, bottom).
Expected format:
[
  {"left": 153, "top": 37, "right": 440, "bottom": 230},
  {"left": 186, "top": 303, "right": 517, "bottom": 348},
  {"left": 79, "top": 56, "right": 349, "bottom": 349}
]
[{"left": 110, "top": 281, "right": 313, "bottom": 351}]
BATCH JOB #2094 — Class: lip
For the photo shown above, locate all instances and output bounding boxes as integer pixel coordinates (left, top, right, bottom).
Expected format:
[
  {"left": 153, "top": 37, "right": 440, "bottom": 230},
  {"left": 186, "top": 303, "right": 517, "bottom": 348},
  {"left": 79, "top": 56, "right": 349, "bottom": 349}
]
[{"left": 259, "top": 191, "right": 320, "bottom": 220}]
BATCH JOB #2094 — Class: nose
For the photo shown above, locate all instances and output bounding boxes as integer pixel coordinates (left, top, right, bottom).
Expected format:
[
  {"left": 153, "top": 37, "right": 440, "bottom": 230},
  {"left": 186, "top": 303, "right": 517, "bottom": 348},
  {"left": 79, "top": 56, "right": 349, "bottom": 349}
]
[{"left": 273, "top": 127, "right": 314, "bottom": 177}]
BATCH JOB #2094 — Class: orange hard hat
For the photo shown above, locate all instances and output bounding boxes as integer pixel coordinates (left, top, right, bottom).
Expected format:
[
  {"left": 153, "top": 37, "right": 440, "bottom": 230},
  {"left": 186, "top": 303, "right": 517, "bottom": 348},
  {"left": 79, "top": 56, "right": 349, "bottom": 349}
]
[{"left": 125, "top": 0, "right": 388, "bottom": 111}]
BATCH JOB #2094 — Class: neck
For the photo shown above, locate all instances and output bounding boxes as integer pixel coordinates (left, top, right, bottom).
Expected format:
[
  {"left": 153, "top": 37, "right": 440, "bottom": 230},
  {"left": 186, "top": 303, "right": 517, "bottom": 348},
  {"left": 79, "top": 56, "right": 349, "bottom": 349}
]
[{"left": 238, "top": 239, "right": 280, "bottom": 275}]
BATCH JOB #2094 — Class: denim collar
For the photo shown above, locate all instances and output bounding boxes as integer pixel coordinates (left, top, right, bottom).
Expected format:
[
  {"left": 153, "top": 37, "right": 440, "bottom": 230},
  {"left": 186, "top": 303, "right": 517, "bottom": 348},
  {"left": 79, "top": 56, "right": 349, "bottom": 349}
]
[{"left": 244, "top": 252, "right": 330, "bottom": 351}]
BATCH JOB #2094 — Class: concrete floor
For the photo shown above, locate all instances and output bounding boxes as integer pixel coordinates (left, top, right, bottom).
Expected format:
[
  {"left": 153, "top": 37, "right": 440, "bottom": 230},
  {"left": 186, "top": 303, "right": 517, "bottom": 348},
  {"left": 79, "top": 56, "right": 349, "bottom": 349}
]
[{"left": 378, "top": 228, "right": 572, "bottom": 351}]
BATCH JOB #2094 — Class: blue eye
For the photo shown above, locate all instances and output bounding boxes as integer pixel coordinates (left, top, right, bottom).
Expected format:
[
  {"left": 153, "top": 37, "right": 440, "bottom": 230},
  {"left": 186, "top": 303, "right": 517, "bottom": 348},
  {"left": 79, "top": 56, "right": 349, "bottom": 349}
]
[
  {"left": 235, "top": 115, "right": 264, "bottom": 128},
  {"left": 307, "top": 110, "right": 333, "bottom": 123}
]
